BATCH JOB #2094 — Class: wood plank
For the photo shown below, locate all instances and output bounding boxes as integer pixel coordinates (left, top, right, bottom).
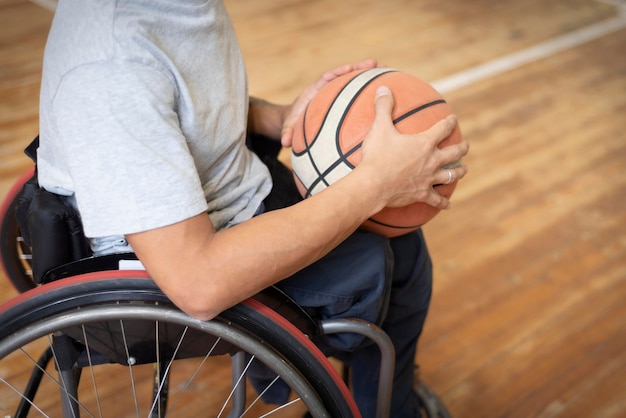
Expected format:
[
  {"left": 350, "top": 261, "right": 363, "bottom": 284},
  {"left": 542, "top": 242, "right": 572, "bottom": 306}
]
[
  {"left": 419, "top": 27, "right": 626, "bottom": 417},
  {"left": 0, "top": 1, "right": 49, "bottom": 192},
  {"left": 0, "top": 0, "right": 625, "bottom": 417},
  {"left": 226, "top": 0, "right": 617, "bottom": 101}
]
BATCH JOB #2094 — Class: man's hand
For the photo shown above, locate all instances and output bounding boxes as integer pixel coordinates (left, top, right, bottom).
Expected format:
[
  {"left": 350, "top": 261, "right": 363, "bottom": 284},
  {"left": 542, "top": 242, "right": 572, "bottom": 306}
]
[
  {"left": 280, "top": 59, "right": 378, "bottom": 147},
  {"left": 358, "top": 86, "right": 469, "bottom": 211}
]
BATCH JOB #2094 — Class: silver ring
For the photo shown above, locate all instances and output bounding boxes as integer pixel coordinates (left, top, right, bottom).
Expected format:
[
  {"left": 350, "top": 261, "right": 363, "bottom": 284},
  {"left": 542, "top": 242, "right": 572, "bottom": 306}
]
[{"left": 446, "top": 169, "right": 453, "bottom": 185}]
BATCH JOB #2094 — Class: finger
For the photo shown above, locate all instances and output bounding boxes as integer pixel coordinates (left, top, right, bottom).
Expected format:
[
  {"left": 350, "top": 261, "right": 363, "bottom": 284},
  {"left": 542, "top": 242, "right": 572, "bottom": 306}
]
[
  {"left": 437, "top": 168, "right": 454, "bottom": 186},
  {"left": 319, "top": 60, "right": 378, "bottom": 86},
  {"left": 330, "top": 60, "right": 376, "bottom": 77},
  {"left": 373, "top": 86, "right": 395, "bottom": 127},
  {"left": 450, "top": 164, "right": 469, "bottom": 182},
  {"left": 317, "top": 64, "right": 353, "bottom": 86},
  {"left": 351, "top": 59, "right": 378, "bottom": 71},
  {"left": 326, "top": 64, "right": 352, "bottom": 79},
  {"left": 423, "top": 190, "right": 451, "bottom": 210},
  {"left": 281, "top": 126, "right": 294, "bottom": 147},
  {"left": 437, "top": 138, "right": 470, "bottom": 167},
  {"left": 434, "top": 165, "right": 468, "bottom": 186},
  {"left": 423, "top": 114, "right": 458, "bottom": 147}
]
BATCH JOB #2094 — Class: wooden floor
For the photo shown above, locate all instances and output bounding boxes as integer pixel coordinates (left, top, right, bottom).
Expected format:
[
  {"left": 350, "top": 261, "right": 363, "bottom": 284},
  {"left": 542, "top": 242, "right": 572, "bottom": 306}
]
[{"left": 1, "top": 0, "right": 625, "bottom": 417}]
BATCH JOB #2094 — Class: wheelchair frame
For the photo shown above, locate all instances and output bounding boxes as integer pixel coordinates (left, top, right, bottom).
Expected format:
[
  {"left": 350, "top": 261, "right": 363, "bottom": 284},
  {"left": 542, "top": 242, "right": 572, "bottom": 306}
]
[{"left": 0, "top": 166, "right": 452, "bottom": 418}]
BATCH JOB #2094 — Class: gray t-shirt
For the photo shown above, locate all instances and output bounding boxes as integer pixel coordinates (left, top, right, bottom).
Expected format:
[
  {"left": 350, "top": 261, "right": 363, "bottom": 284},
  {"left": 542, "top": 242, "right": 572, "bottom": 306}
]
[{"left": 37, "top": 0, "right": 272, "bottom": 250}]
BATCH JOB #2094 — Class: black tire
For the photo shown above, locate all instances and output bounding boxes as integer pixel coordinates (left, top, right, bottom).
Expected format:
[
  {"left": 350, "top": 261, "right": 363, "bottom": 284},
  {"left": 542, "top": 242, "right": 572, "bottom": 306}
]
[
  {"left": 416, "top": 380, "right": 453, "bottom": 418},
  {"left": 0, "top": 273, "right": 359, "bottom": 417}
]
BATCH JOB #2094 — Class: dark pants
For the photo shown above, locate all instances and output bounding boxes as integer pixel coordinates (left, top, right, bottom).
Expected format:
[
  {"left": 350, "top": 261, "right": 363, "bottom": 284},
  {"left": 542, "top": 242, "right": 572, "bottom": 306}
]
[{"left": 249, "top": 228, "right": 432, "bottom": 418}]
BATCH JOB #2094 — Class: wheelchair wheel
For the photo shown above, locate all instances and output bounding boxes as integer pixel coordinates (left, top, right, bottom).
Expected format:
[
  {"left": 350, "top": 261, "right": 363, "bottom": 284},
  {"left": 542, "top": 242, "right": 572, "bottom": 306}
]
[
  {"left": 416, "top": 380, "right": 453, "bottom": 418},
  {"left": 0, "top": 167, "right": 36, "bottom": 293},
  {"left": 0, "top": 272, "right": 360, "bottom": 417}
]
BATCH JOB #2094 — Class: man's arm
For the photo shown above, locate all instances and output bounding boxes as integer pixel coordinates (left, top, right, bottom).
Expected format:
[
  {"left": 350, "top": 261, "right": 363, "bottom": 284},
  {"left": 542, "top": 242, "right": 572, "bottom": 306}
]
[
  {"left": 127, "top": 87, "right": 468, "bottom": 321},
  {"left": 127, "top": 165, "right": 383, "bottom": 321}
]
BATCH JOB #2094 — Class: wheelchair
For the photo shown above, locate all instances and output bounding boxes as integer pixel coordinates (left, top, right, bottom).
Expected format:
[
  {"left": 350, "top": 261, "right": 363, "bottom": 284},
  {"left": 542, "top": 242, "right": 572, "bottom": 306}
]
[{"left": 0, "top": 141, "right": 452, "bottom": 418}]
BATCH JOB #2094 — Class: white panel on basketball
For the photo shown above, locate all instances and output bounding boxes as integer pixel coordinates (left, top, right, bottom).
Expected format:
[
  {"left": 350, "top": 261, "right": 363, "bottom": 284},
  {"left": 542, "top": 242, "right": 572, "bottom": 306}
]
[{"left": 292, "top": 67, "right": 395, "bottom": 197}]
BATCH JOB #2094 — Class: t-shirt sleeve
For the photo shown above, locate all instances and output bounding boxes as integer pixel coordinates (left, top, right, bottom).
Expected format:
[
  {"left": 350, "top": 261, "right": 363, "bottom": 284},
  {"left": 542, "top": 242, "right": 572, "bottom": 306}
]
[{"left": 51, "top": 62, "right": 209, "bottom": 237}]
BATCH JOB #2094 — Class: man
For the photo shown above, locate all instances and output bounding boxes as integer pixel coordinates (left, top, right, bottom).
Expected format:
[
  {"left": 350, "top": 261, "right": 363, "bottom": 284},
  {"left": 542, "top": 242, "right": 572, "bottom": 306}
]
[{"left": 37, "top": 1, "right": 469, "bottom": 416}]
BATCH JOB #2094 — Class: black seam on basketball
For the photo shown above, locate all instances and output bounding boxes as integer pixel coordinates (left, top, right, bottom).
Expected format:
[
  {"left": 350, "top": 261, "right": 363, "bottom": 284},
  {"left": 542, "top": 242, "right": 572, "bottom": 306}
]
[
  {"left": 292, "top": 170, "right": 310, "bottom": 197},
  {"left": 300, "top": 106, "right": 325, "bottom": 197},
  {"left": 306, "top": 142, "right": 363, "bottom": 194},
  {"left": 308, "top": 71, "right": 396, "bottom": 194},
  {"left": 290, "top": 68, "right": 396, "bottom": 158},
  {"left": 367, "top": 217, "right": 423, "bottom": 229},
  {"left": 306, "top": 173, "right": 329, "bottom": 197},
  {"left": 291, "top": 105, "right": 313, "bottom": 157},
  {"left": 393, "top": 99, "right": 447, "bottom": 124},
  {"left": 335, "top": 70, "right": 398, "bottom": 170},
  {"left": 300, "top": 68, "right": 397, "bottom": 197},
  {"left": 327, "top": 98, "right": 447, "bottom": 191}
]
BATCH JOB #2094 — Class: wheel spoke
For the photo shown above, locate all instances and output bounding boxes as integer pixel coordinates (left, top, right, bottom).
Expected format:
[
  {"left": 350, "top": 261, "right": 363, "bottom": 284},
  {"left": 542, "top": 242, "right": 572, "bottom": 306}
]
[{"left": 0, "top": 280, "right": 356, "bottom": 417}]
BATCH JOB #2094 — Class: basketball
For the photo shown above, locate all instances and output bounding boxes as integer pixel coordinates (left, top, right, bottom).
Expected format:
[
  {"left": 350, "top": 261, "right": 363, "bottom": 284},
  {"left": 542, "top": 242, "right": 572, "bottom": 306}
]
[{"left": 290, "top": 67, "right": 463, "bottom": 238}]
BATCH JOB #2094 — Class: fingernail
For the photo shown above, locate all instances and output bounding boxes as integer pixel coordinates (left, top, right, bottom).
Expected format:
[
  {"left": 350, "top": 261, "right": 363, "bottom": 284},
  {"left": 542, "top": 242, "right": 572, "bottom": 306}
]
[{"left": 375, "top": 86, "right": 391, "bottom": 98}]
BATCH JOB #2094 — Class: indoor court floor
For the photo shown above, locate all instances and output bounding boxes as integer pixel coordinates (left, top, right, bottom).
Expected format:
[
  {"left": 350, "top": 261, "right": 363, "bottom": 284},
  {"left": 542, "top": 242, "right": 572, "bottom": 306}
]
[{"left": 1, "top": 0, "right": 625, "bottom": 417}]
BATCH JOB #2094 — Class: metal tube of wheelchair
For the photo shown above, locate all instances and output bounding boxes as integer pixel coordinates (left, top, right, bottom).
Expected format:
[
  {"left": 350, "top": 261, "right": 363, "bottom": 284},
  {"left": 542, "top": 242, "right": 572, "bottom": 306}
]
[
  {"left": 227, "top": 351, "right": 247, "bottom": 417},
  {"left": 320, "top": 318, "right": 395, "bottom": 418}
]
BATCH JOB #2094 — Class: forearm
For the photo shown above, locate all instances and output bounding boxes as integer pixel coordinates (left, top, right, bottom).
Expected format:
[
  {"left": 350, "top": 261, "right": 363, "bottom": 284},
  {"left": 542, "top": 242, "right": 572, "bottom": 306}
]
[
  {"left": 129, "top": 165, "right": 383, "bottom": 321},
  {"left": 247, "top": 96, "right": 286, "bottom": 139},
  {"left": 211, "top": 166, "right": 382, "bottom": 288}
]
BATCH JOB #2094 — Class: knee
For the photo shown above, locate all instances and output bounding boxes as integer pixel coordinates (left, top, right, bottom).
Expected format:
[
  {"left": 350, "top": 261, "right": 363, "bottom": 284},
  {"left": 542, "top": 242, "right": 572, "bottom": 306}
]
[
  {"left": 279, "top": 230, "right": 395, "bottom": 350},
  {"left": 328, "top": 231, "right": 394, "bottom": 321}
]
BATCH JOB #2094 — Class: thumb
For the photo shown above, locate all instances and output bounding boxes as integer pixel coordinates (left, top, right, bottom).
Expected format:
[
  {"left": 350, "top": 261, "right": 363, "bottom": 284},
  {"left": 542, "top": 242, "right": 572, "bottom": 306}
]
[
  {"left": 281, "top": 126, "right": 294, "bottom": 147},
  {"left": 373, "top": 85, "right": 395, "bottom": 126}
]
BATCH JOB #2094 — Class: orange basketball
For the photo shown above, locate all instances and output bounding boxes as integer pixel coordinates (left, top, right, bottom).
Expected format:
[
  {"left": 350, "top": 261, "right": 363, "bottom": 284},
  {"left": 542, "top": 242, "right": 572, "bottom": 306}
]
[{"left": 291, "top": 67, "right": 462, "bottom": 237}]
